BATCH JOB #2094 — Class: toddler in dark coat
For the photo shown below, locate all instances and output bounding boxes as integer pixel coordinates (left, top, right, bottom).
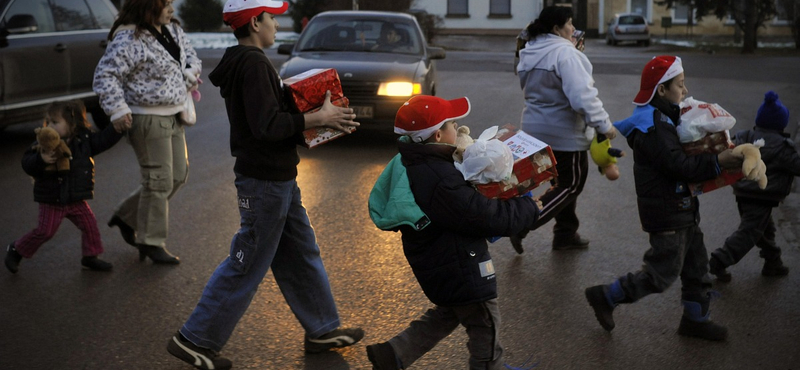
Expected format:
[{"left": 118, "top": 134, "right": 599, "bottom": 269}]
[
  {"left": 5, "top": 100, "right": 123, "bottom": 273},
  {"left": 710, "top": 91, "right": 800, "bottom": 281}
]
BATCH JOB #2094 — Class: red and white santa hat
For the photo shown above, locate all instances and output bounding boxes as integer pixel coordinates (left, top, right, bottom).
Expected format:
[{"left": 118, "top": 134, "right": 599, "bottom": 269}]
[
  {"left": 223, "top": 0, "right": 288, "bottom": 30},
  {"left": 394, "top": 96, "right": 471, "bottom": 143},
  {"left": 633, "top": 55, "right": 683, "bottom": 106}
]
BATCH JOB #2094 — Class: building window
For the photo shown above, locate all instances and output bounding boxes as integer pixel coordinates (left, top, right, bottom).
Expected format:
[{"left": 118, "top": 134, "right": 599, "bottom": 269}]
[
  {"left": 673, "top": 3, "right": 695, "bottom": 24},
  {"left": 630, "top": 0, "right": 650, "bottom": 20},
  {"left": 774, "top": 0, "right": 794, "bottom": 25},
  {"left": 447, "top": 0, "right": 469, "bottom": 17},
  {"left": 490, "top": 0, "right": 511, "bottom": 16}
]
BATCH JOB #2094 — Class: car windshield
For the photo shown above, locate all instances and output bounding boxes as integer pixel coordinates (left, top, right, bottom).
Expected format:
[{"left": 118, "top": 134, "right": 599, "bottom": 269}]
[
  {"left": 619, "top": 16, "right": 645, "bottom": 25},
  {"left": 297, "top": 17, "right": 423, "bottom": 55}
]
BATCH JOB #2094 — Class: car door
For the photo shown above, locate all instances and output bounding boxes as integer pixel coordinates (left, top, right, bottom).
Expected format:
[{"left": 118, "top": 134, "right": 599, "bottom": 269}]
[
  {"left": 52, "top": 0, "right": 115, "bottom": 97},
  {"left": 0, "top": 0, "right": 69, "bottom": 110}
]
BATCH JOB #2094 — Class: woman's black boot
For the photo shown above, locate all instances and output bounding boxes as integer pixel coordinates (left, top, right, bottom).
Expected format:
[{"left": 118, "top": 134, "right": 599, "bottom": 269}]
[
  {"left": 108, "top": 216, "right": 137, "bottom": 247},
  {"left": 138, "top": 244, "right": 180, "bottom": 265}
]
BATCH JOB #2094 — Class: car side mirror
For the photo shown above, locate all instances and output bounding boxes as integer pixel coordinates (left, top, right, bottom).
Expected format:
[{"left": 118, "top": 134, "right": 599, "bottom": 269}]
[
  {"left": 6, "top": 14, "right": 38, "bottom": 34},
  {"left": 277, "top": 43, "right": 294, "bottom": 55},
  {"left": 427, "top": 46, "right": 445, "bottom": 60}
]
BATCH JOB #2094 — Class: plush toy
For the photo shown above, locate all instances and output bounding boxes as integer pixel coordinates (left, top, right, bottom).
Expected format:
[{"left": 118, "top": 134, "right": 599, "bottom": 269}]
[
  {"left": 732, "top": 141, "right": 768, "bottom": 189},
  {"left": 453, "top": 125, "right": 474, "bottom": 163},
  {"left": 34, "top": 126, "right": 72, "bottom": 173},
  {"left": 589, "top": 133, "right": 625, "bottom": 180}
]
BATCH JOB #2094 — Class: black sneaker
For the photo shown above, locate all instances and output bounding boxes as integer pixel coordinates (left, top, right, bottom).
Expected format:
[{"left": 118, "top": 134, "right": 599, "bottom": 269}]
[
  {"left": 762, "top": 258, "right": 789, "bottom": 277},
  {"left": 167, "top": 332, "right": 232, "bottom": 370},
  {"left": 709, "top": 258, "right": 732, "bottom": 282},
  {"left": 305, "top": 327, "right": 364, "bottom": 353},
  {"left": 677, "top": 316, "right": 728, "bottom": 341},
  {"left": 585, "top": 285, "right": 615, "bottom": 331},
  {"left": 81, "top": 256, "right": 113, "bottom": 272},
  {"left": 366, "top": 342, "right": 399, "bottom": 370},
  {"left": 552, "top": 234, "right": 589, "bottom": 250},
  {"left": 5, "top": 243, "right": 22, "bottom": 274}
]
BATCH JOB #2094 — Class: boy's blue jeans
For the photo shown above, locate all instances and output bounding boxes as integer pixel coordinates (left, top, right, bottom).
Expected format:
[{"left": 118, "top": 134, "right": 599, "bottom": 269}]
[{"left": 181, "top": 174, "right": 340, "bottom": 352}]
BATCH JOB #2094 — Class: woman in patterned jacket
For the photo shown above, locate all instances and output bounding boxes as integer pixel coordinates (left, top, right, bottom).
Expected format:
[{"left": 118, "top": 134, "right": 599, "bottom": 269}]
[{"left": 93, "top": 0, "right": 201, "bottom": 264}]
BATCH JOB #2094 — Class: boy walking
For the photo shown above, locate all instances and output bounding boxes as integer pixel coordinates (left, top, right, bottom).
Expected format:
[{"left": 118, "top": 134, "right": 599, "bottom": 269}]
[
  {"left": 367, "top": 95, "right": 541, "bottom": 369},
  {"left": 584, "top": 56, "right": 746, "bottom": 341},
  {"left": 709, "top": 91, "right": 800, "bottom": 281},
  {"left": 167, "top": 1, "right": 362, "bottom": 369}
]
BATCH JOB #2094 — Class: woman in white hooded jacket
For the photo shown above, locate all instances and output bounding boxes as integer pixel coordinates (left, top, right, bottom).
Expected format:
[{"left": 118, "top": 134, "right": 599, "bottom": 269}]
[
  {"left": 93, "top": 0, "right": 201, "bottom": 264},
  {"left": 511, "top": 6, "right": 617, "bottom": 254}
]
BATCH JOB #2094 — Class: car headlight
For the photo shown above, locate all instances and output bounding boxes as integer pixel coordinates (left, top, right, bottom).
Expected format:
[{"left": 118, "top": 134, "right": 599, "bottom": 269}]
[{"left": 377, "top": 82, "right": 422, "bottom": 97}]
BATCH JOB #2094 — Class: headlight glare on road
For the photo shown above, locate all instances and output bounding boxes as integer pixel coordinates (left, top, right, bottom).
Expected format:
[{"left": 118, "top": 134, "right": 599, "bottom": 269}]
[{"left": 377, "top": 82, "right": 421, "bottom": 96}]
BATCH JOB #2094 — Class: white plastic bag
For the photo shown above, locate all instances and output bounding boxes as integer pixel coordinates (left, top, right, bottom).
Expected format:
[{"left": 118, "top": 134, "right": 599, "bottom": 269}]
[
  {"left": 455, "top": 126, "right": 514, "bottom": 184},
  {"left": 179, "top": 94, "right": 196, "bottom": 126},
  {"left": 677, "top": 96, "right": 736, "bottom": 143}
]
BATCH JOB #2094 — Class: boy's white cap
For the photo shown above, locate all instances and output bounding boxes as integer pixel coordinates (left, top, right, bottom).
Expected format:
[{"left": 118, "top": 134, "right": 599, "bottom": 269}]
[{"left": 223, "top": 0, "right": 288, "bottom": 30}]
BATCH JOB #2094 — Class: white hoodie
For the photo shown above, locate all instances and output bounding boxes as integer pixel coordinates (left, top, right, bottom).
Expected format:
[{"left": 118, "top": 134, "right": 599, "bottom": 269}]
[{"left": 517, "top": 34, "right": 612, "bottom": 151}]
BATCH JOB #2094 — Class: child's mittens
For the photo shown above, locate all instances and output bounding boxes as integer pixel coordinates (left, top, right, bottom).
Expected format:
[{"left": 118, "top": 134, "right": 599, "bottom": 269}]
[{"left": 731, "top": 142, "right": 768, "bottom": 189}]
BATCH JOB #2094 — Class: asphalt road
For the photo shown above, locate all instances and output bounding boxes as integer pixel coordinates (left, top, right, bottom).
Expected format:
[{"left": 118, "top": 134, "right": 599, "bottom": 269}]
[{"left": 0, "top": 39, "right": 798, "bottom": 370}]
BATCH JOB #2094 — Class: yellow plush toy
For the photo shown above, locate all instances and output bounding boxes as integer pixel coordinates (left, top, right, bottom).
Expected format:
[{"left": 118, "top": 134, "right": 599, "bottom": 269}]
[
  {"left": 34, "top": 126, "right": 72, "bottom": 173},
  {"left": 589, "top": 133, "right": 625, "bottom": 180},
  {"left": 731, "top": 142, "right": 768, "bottom": 189},
  {"left": 453, "top": 125, "right": 474, "bottom": 163}
]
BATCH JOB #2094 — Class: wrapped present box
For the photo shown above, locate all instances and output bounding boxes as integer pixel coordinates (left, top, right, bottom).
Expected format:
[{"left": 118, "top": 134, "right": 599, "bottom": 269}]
[
  {"left": 681, "top": 131, "right": 739, "bottom": 195},
  {"left": 283, "top": 69, "right": 354, "bottom": 148},
  {"left": 681, "top": 130, "right": 733, "bottom": 156},
  {"left": 475, "top": 124, "right": 557, "bottom": 200}
]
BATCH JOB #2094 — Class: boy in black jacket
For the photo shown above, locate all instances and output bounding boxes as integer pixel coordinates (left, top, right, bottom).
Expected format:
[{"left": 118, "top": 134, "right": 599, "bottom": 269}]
[
  {"left": 167, "top": 1, "right": 362, "bottom": 369},
  {"left": 710, "top": 91, "right": 800, "bottom": 281},
  {"left": 367, "top": 95, "right": 541, "bottom": 369},
  {"left": 584, "top": 56, "right": 747, "bottom": 342}
]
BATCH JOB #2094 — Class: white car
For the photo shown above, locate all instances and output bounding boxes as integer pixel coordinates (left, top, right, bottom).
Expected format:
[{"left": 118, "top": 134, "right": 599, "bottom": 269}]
[{"left": 606, "top": 13, "right": 650, "bottom": 46}]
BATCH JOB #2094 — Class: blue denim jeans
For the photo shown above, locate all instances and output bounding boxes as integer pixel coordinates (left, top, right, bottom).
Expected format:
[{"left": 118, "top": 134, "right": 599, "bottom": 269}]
[{"left": 181, "top": 174, "right": 340, "bottom": 352}]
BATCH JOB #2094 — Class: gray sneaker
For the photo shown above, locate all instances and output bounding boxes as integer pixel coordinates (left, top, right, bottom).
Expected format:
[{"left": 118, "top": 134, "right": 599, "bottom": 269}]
[{"left": 305, "top": 327, "right": 364, "bottom": 353}]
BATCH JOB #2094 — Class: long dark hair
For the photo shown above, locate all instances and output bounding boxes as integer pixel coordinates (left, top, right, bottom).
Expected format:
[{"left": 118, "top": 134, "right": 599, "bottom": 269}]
[
  {"left": 526, "top": 6, "right": 573, "bottom": 39},
  {"left": 45, "top": 100, "right": 92, "bottom": 138},
  {"left": 108, "top": 0, "right": 180, "bottom": 40}
]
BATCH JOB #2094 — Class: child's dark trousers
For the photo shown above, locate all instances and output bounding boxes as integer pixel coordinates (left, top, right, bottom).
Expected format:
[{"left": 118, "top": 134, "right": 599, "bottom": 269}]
[{"left": 711, "top": 199, "right": 782, "bottom": 267}]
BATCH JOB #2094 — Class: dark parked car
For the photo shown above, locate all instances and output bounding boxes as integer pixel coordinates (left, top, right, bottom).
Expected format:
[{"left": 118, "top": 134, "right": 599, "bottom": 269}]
[
  {"left": 278, "top": 11, "right": 445, "bottom": 124},
  {"left": 606, "top": 13, "right": 650, "bottom": 46},
  {"left": 0, "top": 0, "right": 117, "bottom": 129}
]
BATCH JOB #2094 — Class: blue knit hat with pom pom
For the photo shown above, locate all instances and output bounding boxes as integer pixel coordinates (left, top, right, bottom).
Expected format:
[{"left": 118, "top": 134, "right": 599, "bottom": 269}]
[{"left": 755, "top": 91, "right": 790, "bottom": 131}]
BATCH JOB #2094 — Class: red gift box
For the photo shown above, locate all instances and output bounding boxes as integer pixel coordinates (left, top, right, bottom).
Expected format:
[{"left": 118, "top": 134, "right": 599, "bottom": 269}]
[
  {"left": 283, "top": 68, "right": 345, "bottom": 112},
  {"left": 475, "top": 125, "right": 558, "bottom": 200},
  {"left": 681, "top": 130, "right": 733, "bottom": 156},
  {"left": 283, "top": 69, "right": 354, "bottom": 148},
  {"left": 681, "top": 131, "right": 739, "bottom": 195},
  {"left": 301, "top": 97, "right": 354, "bottom": 148},
  {"left": 688, "top": 169, "right": 744, "bottom": 196}
]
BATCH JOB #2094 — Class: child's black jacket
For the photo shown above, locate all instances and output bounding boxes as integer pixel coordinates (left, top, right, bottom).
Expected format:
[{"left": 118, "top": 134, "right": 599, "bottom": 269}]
[
  {"left": 21, "top": 125, "right": 123, "bottom": 204},
  {"left": 398, "top": 140, "right": 539, "bottom": 306},
  {"left": 732, "top": 127, "right": 800, "bottom": 203}
]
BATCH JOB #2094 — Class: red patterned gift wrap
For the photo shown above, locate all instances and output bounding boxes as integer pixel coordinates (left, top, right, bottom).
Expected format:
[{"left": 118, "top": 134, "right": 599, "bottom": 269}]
[
  {"left": 283, "top": 68, "right": 345, "bottom": 113},
  {"left": 301, "top": 97, "right": 354, "bottom": 148},
  {"left": 681, "top": 131, "right": 740, "bottom": 195},
  {"left": 475, "top": 124, "right": 558, "bottom": 200},
  {"left": 283, "top": 68, "right": 354, "bottom": 148}
]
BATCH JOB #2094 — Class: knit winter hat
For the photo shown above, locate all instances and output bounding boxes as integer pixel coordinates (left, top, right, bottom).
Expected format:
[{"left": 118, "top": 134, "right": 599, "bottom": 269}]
[
  {"left": 755, "top": 91, "right": 790, "bottom": 131},
  {"left": 223, "top": 0, "right": 288, "bottom": 30},
  {"left": 394, "top": 96, "right": 471, "bottom": 143},
  {"left": 633, "top": 55, "right": 683, "bottom": 106}
]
